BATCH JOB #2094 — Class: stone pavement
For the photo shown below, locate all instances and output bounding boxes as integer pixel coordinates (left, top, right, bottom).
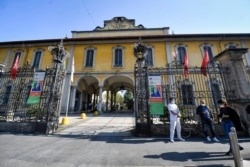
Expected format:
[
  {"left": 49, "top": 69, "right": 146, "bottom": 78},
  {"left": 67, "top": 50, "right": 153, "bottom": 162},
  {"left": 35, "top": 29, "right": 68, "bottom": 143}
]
[{"left": 0, "top": 112, "right": 249, "bottom": 167}]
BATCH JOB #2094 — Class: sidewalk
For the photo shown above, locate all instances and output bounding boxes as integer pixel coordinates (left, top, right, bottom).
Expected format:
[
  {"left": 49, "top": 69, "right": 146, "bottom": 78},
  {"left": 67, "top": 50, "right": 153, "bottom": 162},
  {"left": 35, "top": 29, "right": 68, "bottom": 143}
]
[
  {"left": 56, "top": 112, "right": 250, "bottom": 167},
  {"left": 1, "top": 112, "right": 249, "bottom": 167}
]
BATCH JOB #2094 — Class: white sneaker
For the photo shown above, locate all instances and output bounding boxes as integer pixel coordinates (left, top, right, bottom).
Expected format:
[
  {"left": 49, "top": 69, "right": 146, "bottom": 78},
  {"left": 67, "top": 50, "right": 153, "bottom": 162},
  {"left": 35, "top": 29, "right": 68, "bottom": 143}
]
[
  {"left": 178, "top": 138, "right": 185, "bottom": 141},
  {"left": 212, "top": 137, "right": 219, "bottom": 142},
  {"left": 170, "top": 140, "right": 174, "bottom": 143},
  {"left": 206, "top": 136, "right": 211, "bottom": 141}
]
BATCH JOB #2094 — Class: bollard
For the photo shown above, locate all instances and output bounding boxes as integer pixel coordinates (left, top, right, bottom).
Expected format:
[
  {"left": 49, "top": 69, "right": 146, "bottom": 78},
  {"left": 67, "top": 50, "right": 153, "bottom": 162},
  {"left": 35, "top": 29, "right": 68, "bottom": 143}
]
[
  {"left": 94, "top": 111, "right": 99, "bottom": 116},
  {"left": 80, "top": 113, "right": 86, "bottom": 119},
  {"left": 229, "top": 127, "right": 243, "bottom": 167},
  {"left": 61, "top": 117, "right": 69, "bottom": 125}
]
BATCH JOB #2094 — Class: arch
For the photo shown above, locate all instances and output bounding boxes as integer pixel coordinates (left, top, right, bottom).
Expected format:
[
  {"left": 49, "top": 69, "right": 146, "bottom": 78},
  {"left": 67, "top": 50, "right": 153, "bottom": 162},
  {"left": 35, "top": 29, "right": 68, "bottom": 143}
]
[{"left": 102, "top": 74, "right": 134, "bottom": 92}]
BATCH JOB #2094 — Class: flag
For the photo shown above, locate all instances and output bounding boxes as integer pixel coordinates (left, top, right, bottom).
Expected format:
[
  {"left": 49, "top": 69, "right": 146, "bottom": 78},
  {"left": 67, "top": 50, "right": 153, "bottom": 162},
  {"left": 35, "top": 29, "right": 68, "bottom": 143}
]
[
  {"left": 184, "top": 52, "right": 188, "bottom": 77},
  {"left": 200, "top": 49, "right": 210, "bottom": 76},
  {"left": 70, "top": 56, "right": 74, "bottom": 82},
  {"left": 11, "top": 55, "right": 19, "bottom": 79}
]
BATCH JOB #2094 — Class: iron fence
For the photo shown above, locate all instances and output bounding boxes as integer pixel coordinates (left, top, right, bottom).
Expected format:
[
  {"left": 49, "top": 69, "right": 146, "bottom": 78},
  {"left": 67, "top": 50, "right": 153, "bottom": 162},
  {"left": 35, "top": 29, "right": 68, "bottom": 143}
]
[
  {"left": 148, "top": 62, "right": 234, "bottom": 124},
  {"left": 0, "top": 63, "right": 37, "bottom": 122}
]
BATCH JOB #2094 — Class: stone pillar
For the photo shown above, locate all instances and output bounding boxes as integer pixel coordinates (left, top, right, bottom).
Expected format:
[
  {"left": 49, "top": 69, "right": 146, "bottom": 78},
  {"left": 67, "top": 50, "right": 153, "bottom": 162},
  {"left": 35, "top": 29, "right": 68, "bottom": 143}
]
[
  {"left": 106, "top": 90, "right": 110, "bottom": 112},
  {"left": 110, "top": 91, "right": 114, "bottom": 111},
  {"left": 69, "top": 86, "right": 77, "bottom": 112},
  {"left": 215, "top": 48, "right": 250, "bottom": 135},
  {"left": 114, "top": 93, "right": 117, "bottom": 110},
  {"left": 98, "top": 86, "right": 103, "bottom": 113}
]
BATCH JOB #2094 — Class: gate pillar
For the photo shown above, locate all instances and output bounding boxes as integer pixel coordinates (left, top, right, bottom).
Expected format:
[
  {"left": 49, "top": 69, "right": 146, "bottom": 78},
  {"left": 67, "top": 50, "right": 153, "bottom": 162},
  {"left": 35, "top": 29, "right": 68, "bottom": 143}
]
[
  {"left": 134, "top": 41, "right": 151, "bottom": 136},
  {"left": 42, "top": 40, "right": 68, "bottom": 134},
  {"left": 215, "top": 48, "right": 250, "bottom": 135}
]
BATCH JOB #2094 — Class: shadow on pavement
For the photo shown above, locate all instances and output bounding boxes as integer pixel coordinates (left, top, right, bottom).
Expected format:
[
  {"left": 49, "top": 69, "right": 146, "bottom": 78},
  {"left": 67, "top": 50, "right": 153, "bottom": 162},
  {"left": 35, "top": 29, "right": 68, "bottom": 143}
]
[{"left": 144, "top": 151, "right": 233, "bottom": 167}]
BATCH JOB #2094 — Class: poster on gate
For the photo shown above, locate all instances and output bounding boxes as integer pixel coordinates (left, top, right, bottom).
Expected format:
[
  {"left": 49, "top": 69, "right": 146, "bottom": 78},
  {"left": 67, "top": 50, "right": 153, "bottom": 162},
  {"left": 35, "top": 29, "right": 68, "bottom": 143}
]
[
  {"left": 148, "top": 75, "right": 164, "bottom": 115},
  {"left": 26, "top": 72, "right": 45, "bottom": 104}
]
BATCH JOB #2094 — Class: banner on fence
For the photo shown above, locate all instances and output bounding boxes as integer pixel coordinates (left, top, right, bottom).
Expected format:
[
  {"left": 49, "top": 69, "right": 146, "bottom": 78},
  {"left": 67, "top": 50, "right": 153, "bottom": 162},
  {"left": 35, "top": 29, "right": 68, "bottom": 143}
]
[
  {"left": 148, "top": 75, "right": 164, "bottom": 115},
  {"left": 26, "top": 72, "right": 45, "bottom": 104}
]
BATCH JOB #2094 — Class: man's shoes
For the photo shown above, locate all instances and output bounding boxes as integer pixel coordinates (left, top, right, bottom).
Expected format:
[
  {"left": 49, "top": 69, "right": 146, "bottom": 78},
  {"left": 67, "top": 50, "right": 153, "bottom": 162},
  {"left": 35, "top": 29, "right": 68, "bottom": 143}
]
[
  {"left": 178, "top": 138, "right": 185, "bottom": 141},
  {"left": 170, "top": 140, "right": 174, "bottom": 143},
  {"left": 225, "top": 151, "right": 232, "bottom": 156},
  {"left": 212, "top": 137, "right": 219, "bottom": 142},
  {"left": 206, "top": 136, "right": 211, "bottom": 141},
  {"left": 239, "top": 146, "right": 244, "bottom": 150}
]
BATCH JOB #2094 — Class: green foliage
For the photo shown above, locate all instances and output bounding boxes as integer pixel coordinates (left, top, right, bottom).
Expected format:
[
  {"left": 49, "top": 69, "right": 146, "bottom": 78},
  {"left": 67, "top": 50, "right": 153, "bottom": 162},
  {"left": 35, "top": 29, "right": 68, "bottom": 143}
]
[
  {"left": 27, "top": 107, "right": 47, "bottom": 120},
  {"left": 123, "top": 91, "right": 134, "bottom": 110}
]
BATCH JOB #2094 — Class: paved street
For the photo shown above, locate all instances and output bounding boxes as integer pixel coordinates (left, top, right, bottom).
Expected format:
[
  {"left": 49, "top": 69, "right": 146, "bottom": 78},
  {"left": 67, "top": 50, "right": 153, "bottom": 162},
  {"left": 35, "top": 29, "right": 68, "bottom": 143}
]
[{"left": 0, "top": 112, "right": 250, "bottom": 167}]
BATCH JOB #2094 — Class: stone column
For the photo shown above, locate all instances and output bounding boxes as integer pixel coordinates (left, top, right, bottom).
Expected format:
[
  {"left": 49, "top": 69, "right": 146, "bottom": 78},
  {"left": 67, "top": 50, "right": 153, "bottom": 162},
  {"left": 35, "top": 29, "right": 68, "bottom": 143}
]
[
  {"left": 69, "top": 86, "right": 77, "bottom": 112},
  {"left": 215, "top": 48, "right": 250, "bottom": 135},
  {"left": 98, "top": 86, "right": 103, "bottom": 113},
  {"left": 111, "top": 91, "right": 114, "bottom": 111},
  {"left": 106, "top": 90, "right": 110, "bottom": 112}
]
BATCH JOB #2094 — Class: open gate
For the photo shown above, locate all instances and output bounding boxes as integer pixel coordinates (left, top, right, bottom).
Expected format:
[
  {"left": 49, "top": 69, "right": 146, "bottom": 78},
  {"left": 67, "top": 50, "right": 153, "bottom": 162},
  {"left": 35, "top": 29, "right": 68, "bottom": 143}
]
[
  {"left": 0, "top": 40, "right": 67, "bottom": 134},
  {"left": 134, "top": 55, "right": 232, "bottom": 136}
]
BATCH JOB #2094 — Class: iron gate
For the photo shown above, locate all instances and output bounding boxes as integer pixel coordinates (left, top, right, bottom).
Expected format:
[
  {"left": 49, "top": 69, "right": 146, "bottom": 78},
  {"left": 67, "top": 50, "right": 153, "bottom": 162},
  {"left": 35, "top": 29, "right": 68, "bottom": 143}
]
[
  {"left": 0, "top": 63, "right": 65, "bottom": 134},
  {"left": 134, "top": 58, "right": 233, "bottom": 136},
  {"left": 149, "top": 61, "right": 233, "bottom": 123}
]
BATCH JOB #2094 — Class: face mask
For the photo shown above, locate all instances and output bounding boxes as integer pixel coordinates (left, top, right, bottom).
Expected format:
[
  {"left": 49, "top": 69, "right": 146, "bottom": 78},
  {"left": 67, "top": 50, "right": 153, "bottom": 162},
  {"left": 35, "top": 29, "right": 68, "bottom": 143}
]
[
  {"left": 201, "top": 104, "right": 205, "bottom": 106},
  {"left": 220, "top": 105, "right": 224, "bottom": 108},
  {"left": 171, "top": 100, "right": 175, "bottom": 104}
]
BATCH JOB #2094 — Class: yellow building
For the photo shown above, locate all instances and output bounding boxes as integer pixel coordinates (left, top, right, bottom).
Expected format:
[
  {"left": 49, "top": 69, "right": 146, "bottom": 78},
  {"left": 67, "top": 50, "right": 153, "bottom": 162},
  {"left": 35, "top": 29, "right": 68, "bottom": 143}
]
[{"left": 0, "top": 16, "right": 250, "bottom": 118}]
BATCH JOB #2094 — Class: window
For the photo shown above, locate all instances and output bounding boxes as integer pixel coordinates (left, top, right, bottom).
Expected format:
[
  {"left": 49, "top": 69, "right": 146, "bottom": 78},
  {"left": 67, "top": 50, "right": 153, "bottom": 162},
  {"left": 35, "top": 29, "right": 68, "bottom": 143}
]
[
  {"left": 201, "top": 45, "right": 214, "bottom": 63},
  {"left": 12, "top": 51, "right": 21, "bottom": 67},
  {"left": 84, "top": 48, "right": 96, "bottom": 68},
  {"left": 2, "top": 85, "right": 12, "bottom": 105},
  {"left": 32, "top": 51, "right": 42, "bottom": 69},
  {"left": 209, "top": 78, "right": 223, "bottom": 105},
  {"left": 177, "top": 46, "right": 187, "bottom": 65},
  {"left": 113, "top": 47, "right": 124, "bottom": 67},
  {"left": 181, "top": 84, "right": 195, "bottom": 105},
  {"left": 211, "top": 83, "right": 222, "bottom": 105},
  {"left": 174, "top": 45, "right": 187, "bottom": 65},
  {"left": 85, "top": 49, "right": 94, "bottom": 67},
  {"left": 145, "top": 48, "right": 153, "bottom": 66}
]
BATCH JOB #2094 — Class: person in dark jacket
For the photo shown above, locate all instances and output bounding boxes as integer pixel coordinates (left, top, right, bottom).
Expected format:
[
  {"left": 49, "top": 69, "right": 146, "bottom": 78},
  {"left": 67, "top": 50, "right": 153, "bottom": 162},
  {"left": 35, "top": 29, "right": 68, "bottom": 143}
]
[
  {"left": 196, "top": 99, "right": 219, "bottom": 142},
  {"left": 217, "top": 99, "right": 244, "bottom": 156}
]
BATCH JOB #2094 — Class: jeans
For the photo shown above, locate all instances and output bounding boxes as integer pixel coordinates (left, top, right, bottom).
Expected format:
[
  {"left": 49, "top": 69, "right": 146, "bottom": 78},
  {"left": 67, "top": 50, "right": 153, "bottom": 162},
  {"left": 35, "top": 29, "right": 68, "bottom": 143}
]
[
  {"left": 202, "top": 118, "right": 216, "bottom": 138},
  {"left": 222, "top": 120, "right": 237, "bottom": 152},
  {"left": 222, "top": 120, "right": 234, "bottom": 138}
]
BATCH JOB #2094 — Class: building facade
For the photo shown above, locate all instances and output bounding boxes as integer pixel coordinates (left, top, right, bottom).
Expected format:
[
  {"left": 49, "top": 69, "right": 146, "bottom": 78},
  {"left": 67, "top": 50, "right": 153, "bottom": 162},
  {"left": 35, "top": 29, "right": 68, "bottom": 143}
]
[{"left": 1, "top": 17, "right": 250, "bottom": 132}]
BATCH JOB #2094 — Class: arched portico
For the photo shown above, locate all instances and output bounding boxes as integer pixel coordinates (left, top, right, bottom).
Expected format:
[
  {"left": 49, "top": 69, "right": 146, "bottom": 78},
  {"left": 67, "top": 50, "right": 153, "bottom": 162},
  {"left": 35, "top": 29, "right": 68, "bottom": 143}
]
[
  {"left": 102, "top": 75, "right": 134, "bottom": 112},
  {"left": 69, "top": 74, "right": 134, "bottom": 113}
]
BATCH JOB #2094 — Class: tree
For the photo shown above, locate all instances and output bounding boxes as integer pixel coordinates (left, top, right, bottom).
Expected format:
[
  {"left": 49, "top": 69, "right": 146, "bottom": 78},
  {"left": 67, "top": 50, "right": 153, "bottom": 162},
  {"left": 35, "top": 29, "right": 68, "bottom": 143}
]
[{"left": 123, "top": 91, "right": 133, "bottom": 110}]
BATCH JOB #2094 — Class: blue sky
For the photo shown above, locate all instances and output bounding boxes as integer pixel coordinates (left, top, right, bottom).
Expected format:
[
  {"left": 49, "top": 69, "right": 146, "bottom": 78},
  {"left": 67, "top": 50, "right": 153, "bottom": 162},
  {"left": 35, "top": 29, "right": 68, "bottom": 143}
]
[{"left": 0, "top": 0, "right": 249, "bottom": 42}]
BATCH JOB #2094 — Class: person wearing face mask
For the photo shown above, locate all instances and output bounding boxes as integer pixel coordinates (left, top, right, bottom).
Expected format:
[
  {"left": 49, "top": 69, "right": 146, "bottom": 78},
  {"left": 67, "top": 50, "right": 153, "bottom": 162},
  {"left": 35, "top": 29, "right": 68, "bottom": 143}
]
[
  {"left": 167, "top": 97, "right": 185, "bottom": 142},
  {"left": 217, "top": 99, "right": 244, "bottom": 156},
  {"left": 196, "top": 99, "right": 219, "bottom": 142}
]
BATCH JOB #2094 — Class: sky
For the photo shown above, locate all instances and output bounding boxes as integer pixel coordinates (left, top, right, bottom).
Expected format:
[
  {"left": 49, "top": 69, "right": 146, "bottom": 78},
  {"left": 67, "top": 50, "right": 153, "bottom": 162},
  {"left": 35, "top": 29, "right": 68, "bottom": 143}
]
[{"left": 0, "top": 0, "right": 250, "bottom": 42}]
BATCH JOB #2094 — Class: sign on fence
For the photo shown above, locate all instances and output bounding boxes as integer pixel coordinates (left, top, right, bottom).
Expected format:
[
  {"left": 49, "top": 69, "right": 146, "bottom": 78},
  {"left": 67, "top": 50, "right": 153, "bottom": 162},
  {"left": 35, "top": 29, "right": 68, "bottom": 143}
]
[
  {"left": 148, "top": 75, "right": 164, "bottom": 115},
  {"left": 27, "top": 72, "right": 45, "bottom": 104}
]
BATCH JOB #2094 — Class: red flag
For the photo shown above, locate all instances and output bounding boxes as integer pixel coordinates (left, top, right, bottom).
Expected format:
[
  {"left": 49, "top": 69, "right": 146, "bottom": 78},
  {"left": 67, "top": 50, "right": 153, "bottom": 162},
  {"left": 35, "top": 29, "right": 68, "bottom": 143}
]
[
  {"left": 184, "top": 52, "right": 188, "bottom": 77},
  {"left": 200, "top": 49, "right": 210, "bottom": 76},
  {"left": 11, "top": 55, "right": 19, "bottom": 79}
]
